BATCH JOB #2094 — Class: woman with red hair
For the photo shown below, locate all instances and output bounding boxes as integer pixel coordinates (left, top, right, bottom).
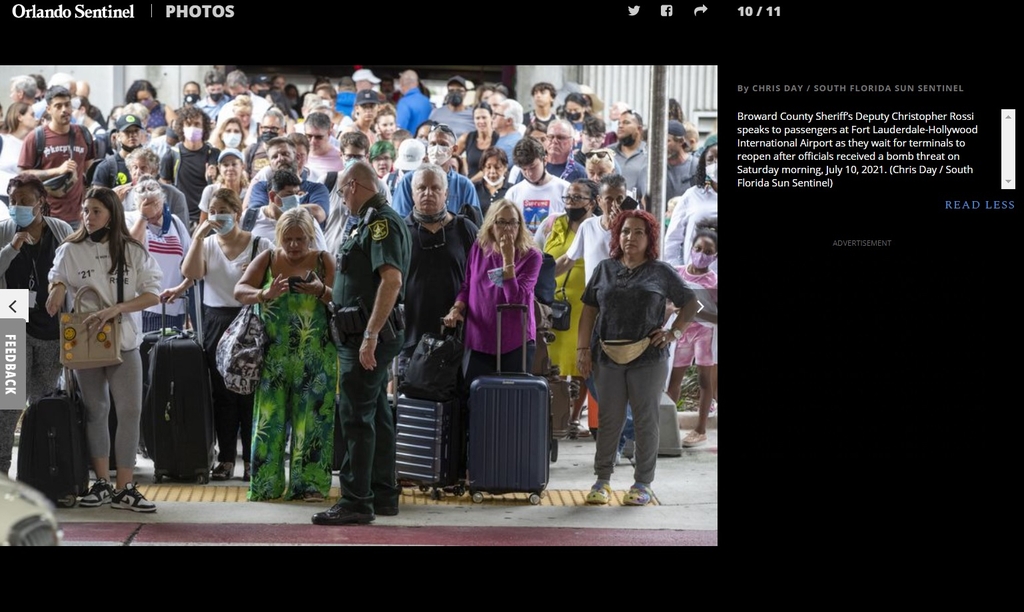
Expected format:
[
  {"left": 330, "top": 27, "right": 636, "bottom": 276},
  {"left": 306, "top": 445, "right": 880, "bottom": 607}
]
[{"left": 576, "top": 209, "right": 698, "bottom": 506}]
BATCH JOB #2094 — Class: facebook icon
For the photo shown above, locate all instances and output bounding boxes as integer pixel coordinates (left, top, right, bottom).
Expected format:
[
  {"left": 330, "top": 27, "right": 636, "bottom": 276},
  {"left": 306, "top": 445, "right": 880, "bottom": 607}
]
[{"left": 661, "top": 5, "right": 673, "bottom": 16}]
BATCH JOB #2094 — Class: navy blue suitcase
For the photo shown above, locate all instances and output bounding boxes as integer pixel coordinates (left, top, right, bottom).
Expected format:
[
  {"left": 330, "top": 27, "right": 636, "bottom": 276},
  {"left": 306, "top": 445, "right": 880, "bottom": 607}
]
[
  {"left": 467, "top": 303, "right": 550, "bottom": 504},
  {"left": 395, "top": 396, "right": 465, "bottom": 499}
]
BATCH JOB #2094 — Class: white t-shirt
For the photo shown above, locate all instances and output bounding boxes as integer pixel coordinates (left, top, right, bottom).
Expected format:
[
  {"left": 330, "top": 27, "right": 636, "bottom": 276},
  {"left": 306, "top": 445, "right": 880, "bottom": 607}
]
[
  {"left": 664, "top": 184, "right": 718, "bottom": 268},
  {"left": 250, "top": 206, "right": 328, "bottom": 252},
  {"left": 564, "top": 215, "right": 612, "bottom": 283},
  {"left": 125, "top": 211, "right": 191, "bottom": 316},
  {"left": 0, "top": 134, "right": 25, "bottom": 200},
  {"left": 49, "top": 239, "right": 163, "bottom": 351},
  {"left": 504, "top": 175, "right": 568, "bottom": 235},
  {"left": 201, "top": 233, "right": 274, "bottom": 307}
]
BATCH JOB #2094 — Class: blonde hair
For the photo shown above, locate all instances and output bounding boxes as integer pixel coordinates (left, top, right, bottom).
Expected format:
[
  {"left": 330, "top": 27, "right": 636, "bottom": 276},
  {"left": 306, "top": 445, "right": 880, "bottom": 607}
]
[
  {"left": 275, "top": 207, "right": 317, "bottom": 249},
  {"left": 476, "top": 198, "right": 536, "bottom": 256}
]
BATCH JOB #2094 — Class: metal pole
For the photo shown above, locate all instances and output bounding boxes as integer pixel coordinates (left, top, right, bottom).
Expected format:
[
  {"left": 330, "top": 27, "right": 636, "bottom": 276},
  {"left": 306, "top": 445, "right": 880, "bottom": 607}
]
[{"left": 648, "top": 65, "right": 669, "bottom": 257}]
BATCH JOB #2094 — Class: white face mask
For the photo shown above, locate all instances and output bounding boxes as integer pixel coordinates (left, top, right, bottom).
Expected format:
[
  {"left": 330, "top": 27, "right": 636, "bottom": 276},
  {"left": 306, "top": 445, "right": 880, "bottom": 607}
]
[
  {"left": 210, "top": 213, "right": 235, "bottom": 235},
  {"left": 222, "top": 133, "right": 242, "bottom": 148},
  {"left": 705, "top": 162, "right": 718, "bottom": 183},
  {"left": 484, "top": 176, "right": 505, "bottom": 187},
  {"left": 427, "top": 144, "right": 452, "bottom": 166},
  {"left": 279, "top": 194, "right": 300, "bottom": 211}
]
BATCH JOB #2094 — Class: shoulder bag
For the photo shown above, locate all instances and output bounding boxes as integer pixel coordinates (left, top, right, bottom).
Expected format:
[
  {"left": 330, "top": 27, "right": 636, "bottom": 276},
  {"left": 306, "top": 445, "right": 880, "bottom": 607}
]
[
  {"left": 60, "top": 264, "right": 124, "bottom": 370},
  {"left": 215, "top": 244, "right": 271, "bottom": 395}
]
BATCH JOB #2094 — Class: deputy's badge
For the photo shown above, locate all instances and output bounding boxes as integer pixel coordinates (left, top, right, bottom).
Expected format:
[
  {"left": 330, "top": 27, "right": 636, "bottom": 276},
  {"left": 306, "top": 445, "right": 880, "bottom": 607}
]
[{"left": 370, "top": 220, "right": 389, "bottom": 241}]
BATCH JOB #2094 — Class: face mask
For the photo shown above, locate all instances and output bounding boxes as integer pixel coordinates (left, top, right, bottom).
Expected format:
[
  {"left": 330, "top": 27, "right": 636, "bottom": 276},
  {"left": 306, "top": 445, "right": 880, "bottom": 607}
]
[
  {"left": 88, "top": 227, "right": 109, "bottom": 243},
  {"left": 259, "top": 130, "right": 275, "bottom": 144},
  {"left": 279, "top": 194, "right": 300, "bottom": 211},
  {"left": 120, "top": 142, "right": 141, "bottom": 154},
  {"left": 484, "top": 176, "right": 505, "bottom": 187},
  {"left": 140, "top": 98, "right": 156, "bottom": 110},
  {"left": 566, "top": 207, "right": 588, "bottom": 222},
  {"left": 566, "top": 112, "right": 582, "bottom": 122},
  {"left": 209, "top": 92, "right": 224, "bottom": 102},
  {"left": 691, "top": 249, "right": 717, "bottom": 269},
  {"left": 344, "top": 158, "right": 358, "bottom": 171},
  {"left": 223, "top": 133, "right": 242, "bottom": 148},
  {"left": 12, "top": 206, "right": 37, "bottom": 228},
  {"left": 184, "top": 126, "right": 203, "bottom": 143},
  {"left": 210, "top": 214, "right": 235, "bottom": 235},
  {"left": 446, "top": 93, "right": 463, "bottom": 107},
  {"left": 705, "top": 162, "right": 718, "bottom": 183},
  {"left": 427, "top": 144, "right": 452, "bottom": 166},
  {"left": 619, "top": 134, "right": 637, "bottom": 147}
]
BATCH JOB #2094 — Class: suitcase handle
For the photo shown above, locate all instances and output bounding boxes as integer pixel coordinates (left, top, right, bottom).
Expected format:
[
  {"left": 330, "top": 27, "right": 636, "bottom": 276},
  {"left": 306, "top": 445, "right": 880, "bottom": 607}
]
[{"left": 495, "top": 303, "right": 529, "bottom": 373}]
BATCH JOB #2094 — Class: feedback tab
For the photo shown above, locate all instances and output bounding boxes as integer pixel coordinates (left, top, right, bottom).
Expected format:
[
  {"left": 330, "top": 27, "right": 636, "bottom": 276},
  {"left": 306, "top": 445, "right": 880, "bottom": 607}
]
[
  {"left": 0, "top": 321, "right": 24, "bottom": 410},
  {"left": 0, "top": 289, "right": 29, "bottom": 322}
]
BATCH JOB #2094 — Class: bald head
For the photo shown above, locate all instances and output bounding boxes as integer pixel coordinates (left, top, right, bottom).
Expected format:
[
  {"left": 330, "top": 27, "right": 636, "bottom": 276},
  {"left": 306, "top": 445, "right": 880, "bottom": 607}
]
[{"left": 340, "top": 161, "right": 379, "bottom": 212}]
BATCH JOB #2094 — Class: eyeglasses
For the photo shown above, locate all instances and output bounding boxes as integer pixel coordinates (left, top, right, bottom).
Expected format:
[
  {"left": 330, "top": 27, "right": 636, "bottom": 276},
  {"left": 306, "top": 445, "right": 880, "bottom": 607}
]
[
  {"left": 494, "top": 219, "right": 519, "bottom": 228},
  {"left": 586, "top": 151, "right": 611, "bottom": 161},
  {"left": 260, "top": 126, "right": 281, "bottom": 133},
  {"left": 416, "top": 224, "right": 446, "bottom": 250},
  {"left": 342, "top": 153, "right": 365, "bottom": 162},
  {"left": 563, "top": 195, "right": 592, "bottom": 205}
]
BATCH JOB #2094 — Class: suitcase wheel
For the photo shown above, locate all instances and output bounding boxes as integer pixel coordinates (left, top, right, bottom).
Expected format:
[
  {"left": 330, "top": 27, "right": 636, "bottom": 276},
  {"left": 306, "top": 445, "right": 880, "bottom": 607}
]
[
  {"left": 58, "top": 494, "right": 79, "bottom": 508},
  {"left": 471, "top": 492, "right": 484, "bottom": 503},
  {"left": 430, "top": 488, "right": 443, "bottom": 501},
  {"left": 196, "top": 473, "right": 210, "bottom": 485},
  {"left": 419, "top": 485, "right": 431, "bottom": 493},
  {"left": 529, "top": 493, "right": 541, "bottom": 505},
  {"left": 155, "top": 474, "right": 164, "bottom": 483}
]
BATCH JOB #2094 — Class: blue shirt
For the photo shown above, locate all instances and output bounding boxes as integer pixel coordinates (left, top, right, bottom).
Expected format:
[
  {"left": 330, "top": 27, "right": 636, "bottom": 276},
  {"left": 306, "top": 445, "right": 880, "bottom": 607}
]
[
  {"left": 396, "top": 89, "right": 434, "bottom": 133},
  {"left": 247, "top": 178, "right": 332, "bottom": 217},
  {"left": 198, "top": 96, "right": 229, "bottom": 122},
  {"left": 391, "top": 168, "right": 481, "bottom": 218}
]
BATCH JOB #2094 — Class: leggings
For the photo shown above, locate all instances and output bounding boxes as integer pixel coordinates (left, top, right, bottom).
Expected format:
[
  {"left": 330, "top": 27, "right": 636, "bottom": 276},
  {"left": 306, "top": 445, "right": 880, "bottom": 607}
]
[{"left": 75, "top": 349, "right": 143, "bottom": 470}]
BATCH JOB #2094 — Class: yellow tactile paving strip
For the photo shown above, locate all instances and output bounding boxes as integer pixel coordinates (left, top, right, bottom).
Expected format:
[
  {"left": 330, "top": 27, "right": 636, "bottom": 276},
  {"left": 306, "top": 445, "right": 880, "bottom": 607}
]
[{"left": 135, "top": 485, "right": 659, "bottom": 507}]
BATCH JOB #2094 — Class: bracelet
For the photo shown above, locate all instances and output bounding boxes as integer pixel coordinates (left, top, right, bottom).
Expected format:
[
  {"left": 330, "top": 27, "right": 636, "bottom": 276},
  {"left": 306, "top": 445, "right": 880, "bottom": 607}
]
[
  {"left": 258, "top": 289, "right": 267, "bottom": 304},
  {"left": 48, "top": 281, "right": 66, "bottom": 292},
  {"left": 318, "top": 284, "right": 327, "bottom": 300}
]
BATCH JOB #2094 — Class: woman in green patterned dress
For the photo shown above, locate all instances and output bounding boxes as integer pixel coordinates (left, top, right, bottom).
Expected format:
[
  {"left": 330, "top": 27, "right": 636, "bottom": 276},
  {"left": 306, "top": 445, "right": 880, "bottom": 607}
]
[{"left": 233, "top": 208, "right": 338, "bottom": 502}]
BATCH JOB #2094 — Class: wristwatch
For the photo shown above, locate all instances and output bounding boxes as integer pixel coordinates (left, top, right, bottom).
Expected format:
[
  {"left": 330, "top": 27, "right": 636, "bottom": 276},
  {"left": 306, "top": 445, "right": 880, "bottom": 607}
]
[
  {"left": 363, "top": 330, "right": 378, "bottom": 339},
  {"left": 667, "top": 328, "right": 683, "bottom": 340}
]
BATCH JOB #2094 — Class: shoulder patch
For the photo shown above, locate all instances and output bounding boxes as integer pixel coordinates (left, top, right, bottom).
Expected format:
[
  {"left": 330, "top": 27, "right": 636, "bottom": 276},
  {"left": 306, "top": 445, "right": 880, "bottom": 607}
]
[{"left": 370, "top": 219, "right": 389, "bottom": 241}]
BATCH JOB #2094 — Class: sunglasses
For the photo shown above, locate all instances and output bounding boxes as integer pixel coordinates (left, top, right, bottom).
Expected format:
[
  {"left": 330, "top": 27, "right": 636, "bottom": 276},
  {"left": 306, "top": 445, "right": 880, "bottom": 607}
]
[{"left": 586, "top": 151, "right": 611, "bottom": 161}]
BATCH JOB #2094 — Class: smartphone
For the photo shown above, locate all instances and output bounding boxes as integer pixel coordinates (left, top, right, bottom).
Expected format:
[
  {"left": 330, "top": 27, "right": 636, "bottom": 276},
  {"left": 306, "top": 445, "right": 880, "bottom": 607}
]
[{"left": 288, "top": 271, "right": 314, "bottom": 292}]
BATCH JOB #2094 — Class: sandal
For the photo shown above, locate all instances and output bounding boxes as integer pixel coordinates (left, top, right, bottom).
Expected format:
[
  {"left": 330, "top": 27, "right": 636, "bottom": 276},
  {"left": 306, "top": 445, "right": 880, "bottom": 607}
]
[
  {"left": 585, "top": 482, "right": 612, "bottom": 505},
  {"left": 682, "top": 431, "right": 707, "bottom": 448},
  {"left": 623, "top": 483, "right": 653, "bottom": 506},
  {"left": 211, "top": 462, "right": 234, "bottom": 481}
]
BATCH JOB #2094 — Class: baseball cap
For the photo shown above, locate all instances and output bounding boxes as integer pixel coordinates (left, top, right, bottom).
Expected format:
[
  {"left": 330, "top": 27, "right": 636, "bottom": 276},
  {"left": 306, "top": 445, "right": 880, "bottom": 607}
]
[
  {"left": 394, "top": 139, "right": 426, "bottom": 171},
  {"left": 218, "top": 148, "right": 243, "bottom": 163},
  {"left": 352, "top": 69, "right": 381, "bottom": 84},
  {"left": 254, "top": 75, "right": 271, "bottom": 86},
  {"left": 668, "top": 120, "right": 685, "bottom": 137},
  {"left": 115, "top": 113, "right": 144, "bottom": 132},
  {"left": 355, "top": 89, "right": 379, "bottom": 106},
  {"left": 447, "top": 76, "right": 467, "bottom": 88}
]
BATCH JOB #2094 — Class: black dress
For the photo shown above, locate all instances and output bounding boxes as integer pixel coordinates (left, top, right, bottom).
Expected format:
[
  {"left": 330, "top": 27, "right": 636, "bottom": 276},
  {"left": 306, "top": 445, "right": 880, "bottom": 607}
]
[{"left": 464, "top": 130, "right": 495, "bottom": 178}]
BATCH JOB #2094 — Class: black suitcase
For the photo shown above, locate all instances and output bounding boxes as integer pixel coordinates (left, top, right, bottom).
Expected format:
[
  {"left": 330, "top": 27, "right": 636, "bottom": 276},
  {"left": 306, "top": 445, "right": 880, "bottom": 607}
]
[
  {"left": 467, "top": 303, "right": 551, "bottom": 505},
  {"left": 17, "top": 373, "right": 90, "bottom": 507},
  {"left": 395, "top": 396, "right": 465, "bottom": 499},
  {"left": 144, "top": 303, "right": 215, "bottom": 484}
]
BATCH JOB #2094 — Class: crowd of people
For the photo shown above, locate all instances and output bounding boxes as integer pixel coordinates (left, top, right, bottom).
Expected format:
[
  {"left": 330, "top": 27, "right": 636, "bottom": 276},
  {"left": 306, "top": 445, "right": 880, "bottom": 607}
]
[{"left": 0, "top": 67, "right": 717, "bottom": 518}]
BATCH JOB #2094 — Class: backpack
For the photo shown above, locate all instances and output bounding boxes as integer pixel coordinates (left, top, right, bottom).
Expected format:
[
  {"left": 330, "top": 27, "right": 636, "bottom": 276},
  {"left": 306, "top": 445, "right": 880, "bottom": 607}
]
[
  {"left": 324, "top": 171, "right": 338, "bottom": 194},
  {"left": 34, "top": 124, "right": 94, "bottom": 169},
  {"left": 168, "top": 142, "right": 218, "bottom": 186}
]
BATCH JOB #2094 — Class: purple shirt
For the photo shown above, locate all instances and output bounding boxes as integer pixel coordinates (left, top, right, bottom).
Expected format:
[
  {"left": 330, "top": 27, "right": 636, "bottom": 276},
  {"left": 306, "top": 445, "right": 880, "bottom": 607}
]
[{"left": 456, "top": 242, "right": 542, "bottom": 355}]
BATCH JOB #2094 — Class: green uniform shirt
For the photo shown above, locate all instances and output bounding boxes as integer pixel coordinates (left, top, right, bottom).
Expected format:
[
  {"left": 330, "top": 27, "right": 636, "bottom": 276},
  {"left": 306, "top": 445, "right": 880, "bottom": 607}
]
[{"left": 332, "top": 194, "right": 411, "bottom": 309}]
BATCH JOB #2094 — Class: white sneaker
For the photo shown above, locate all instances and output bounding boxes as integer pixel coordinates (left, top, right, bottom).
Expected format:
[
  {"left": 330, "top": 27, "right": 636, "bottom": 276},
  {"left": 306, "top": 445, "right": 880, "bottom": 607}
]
[
  {"left": 111, "top": 482, "right": 156, "bottom": 513},
  {"left": 79, "top": 479, "right": 114, "bottom": 507},
  {"left": 709, "top": 399, "right": 718, "bottom": 418}
]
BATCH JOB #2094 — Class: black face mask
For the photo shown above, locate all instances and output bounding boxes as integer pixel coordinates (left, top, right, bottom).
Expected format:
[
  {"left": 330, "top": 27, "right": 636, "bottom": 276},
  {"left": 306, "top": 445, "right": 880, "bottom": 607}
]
[
  {"left": 209, "top": 92, "right": 224, "bottom": 102},
  {"left": 619, "top": 134, "right": 637, "bottom": 147},
  {"left": 446, "top": 93, "right": 464, "bottom": 107},
  {"left": 566, "top": 112, "right": 582, "bottom": 122},
  {"left": 259, "top": 130, "right": 276, "bottom": 144},
  {"left": 120, "top": 143, "right": 141, "bottom": 155},
  {"left": 88, "top": 227, "right": 109, "bottom": 243},
  {"left": 566, "top": 207, "right": 589, "bottom": 222}
]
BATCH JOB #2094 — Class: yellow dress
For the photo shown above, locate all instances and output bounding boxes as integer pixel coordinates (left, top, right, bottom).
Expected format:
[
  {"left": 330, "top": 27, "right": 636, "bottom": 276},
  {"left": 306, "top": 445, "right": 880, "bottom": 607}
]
[{"left": 542, "top": 215, "right": 587, "bottom": 377}]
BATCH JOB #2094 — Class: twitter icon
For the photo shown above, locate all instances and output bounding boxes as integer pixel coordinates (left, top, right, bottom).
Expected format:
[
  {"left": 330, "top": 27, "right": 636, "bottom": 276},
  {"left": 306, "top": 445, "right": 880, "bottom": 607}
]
[{"left": 628, "top": 5, "right": 639, "bottom": 15}]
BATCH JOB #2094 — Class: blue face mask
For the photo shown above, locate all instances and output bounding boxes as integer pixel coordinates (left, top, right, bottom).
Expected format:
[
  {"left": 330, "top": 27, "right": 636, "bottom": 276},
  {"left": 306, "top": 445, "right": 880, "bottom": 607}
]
[
  {"left": 11, "top": 206, "right": 37, "bottom": 229},
  {"left": 210, "top": 214, "right": 235, "bottom": 235},
  {"left": 279, "top": 194, "right": 300, "bottom": 211}
]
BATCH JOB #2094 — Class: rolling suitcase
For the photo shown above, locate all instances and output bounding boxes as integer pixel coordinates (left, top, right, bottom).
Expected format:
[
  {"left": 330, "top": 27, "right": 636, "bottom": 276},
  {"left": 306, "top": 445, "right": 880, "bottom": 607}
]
[
  {"left": 395, "top": 396, "right": 465, "bottom": 499},
  {"left": 467, "top": 303, "right": 550, "bottom": 505},
  {"left": 17, "top": 370, "right": 90, "bottom": 507},
  {"left": 144, "top": 301, "right": 215, "bottom": 484}
]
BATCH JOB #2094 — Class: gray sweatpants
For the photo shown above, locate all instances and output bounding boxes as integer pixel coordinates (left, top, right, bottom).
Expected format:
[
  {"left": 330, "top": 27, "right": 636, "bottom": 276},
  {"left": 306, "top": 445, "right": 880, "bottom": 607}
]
[
  {"left": 75, "top": 349, "right": 143, "bottom": 470},
  {"left": 592, "top": 356, "right": 669, "bottom": 486},
  {"left": 0, "top": 335, "right": 64, "bottom": 475}
]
